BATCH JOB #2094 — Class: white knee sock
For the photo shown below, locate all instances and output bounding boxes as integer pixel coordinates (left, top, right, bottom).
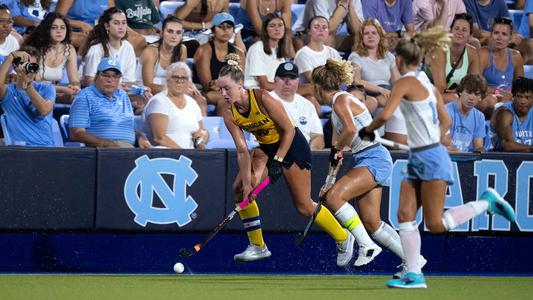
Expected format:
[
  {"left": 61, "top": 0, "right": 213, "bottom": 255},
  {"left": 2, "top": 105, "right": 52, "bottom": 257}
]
[
  {"left": 399, "top": 221, "right": 421, "bottom": 274},
  {"left": 371, "top": 221, "right": 405, "bottom": 260},
  {"left": 442, "top": 201, "right": 489, "bottom": 231},
  {"left": 334, "top": 202, "right": 374, "bottom": 247}
]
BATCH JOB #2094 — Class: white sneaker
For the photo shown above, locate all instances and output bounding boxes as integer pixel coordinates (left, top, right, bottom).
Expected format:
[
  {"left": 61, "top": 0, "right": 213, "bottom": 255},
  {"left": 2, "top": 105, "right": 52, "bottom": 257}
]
[
  {"left": 393, "top": 255, "right": 427, "bottom": 279},
  {"left": 353, "top": 243, "right": 382, "bottom": 267},
  {"left": 233, "top": 244, "right": 272, "bottom": 262},
  {"left": 336, "top": 230, "right": 355, "bottom": 267}
]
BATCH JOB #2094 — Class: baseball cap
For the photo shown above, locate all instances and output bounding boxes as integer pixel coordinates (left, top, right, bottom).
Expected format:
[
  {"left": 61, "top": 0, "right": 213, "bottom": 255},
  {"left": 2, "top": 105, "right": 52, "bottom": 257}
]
[
  {"left": 97, "top": 57, "right": 122, "bottom": 74},
  {"left": 275, "top": 62, "right": 299, "bottom": 78},
  {"left": 212, "top": 12, "right": 235, "bottom": 27}
]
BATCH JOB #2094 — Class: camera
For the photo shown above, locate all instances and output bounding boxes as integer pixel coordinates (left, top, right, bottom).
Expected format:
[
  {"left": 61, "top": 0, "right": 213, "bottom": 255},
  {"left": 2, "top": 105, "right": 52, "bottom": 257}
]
[{"left": 12, "top": 57, "right": 39, "bottom": 74}]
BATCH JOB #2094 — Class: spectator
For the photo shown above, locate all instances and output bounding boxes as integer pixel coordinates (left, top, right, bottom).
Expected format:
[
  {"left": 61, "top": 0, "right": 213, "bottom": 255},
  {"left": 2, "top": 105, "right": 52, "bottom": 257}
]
[
  {"left": 115, "top": 0, "right": 161, "bottom": 56},
  {"left": 193, "top": 13, "right": 246, "bottom": 113},
  {"left": 244, "top": 13, "right": 289, "bottom": 90},
  {"left": 69, "top": 57, "right": 151, "bottom": 148},
  {"left": 0, "top": 47, "right": 55, "bottom": 146},
  {"left": 81, "top": 7, "right": 136, "bottom": 86},
  {"left": 479, "top": 17, "right": 524, "bottom": 116},
  {"left": 269, "top": 62, "right": 324, "bottom": 149},
  {"left": 0, "top": 5, "right": 20, "bottom": 60},
  {"left": 439, "top": 13, "right": 481, "bottom": 103},
  {"left": 412, "top": 0, "right": 466, "bottom": 31},
  {"left": 142, "top": 62, "right": 208, "bottom": 149},
  {"left": 4, "top": 0, "right": 52, "bottom": 36},
  {"left": 293, "top": 0, "right": 363, "bottom": 51},
  {"left": 24, "top": 12, "right": 81, "bottom": 104},
  {"left": 348, "top": 18, "right": 405, "bottom": 145},
  {"left": 491, "top": 76, "right": 533, "bottom": 152},
  {"left": 516, "top": 0, "right": 533, "bottom": 64},
  {"left": 444, "top": 74, "right": 487, "bottom": 152}
]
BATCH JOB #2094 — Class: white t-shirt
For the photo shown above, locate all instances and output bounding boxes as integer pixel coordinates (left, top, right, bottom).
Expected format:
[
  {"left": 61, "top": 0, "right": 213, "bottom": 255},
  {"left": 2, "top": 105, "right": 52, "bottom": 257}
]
[
  {"left": 83, "top": 41, "right": 136, "bottom": 82},
  {"left": 293, "top": 45, "right": 341, "bottom": 75},
  {"left": 143, "top": 91, "right": 203, "bottom": 148},
  {"left": 293, "top": 0, "right": 364, "bottom": 32},
  {"left": 244, "top": 41, "right": 285, "bottom": 89},
  {"left": 0, "top": 35, "right": 20, "bottom": 56},
  {"left": 270, "top": 91, "right": 323, "bottom": 143}
]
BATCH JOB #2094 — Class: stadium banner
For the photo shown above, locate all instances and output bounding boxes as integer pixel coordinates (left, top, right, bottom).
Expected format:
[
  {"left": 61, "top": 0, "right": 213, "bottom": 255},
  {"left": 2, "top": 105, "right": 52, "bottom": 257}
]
[
  {"left": 95, "top": 149, "right": 227, "bottom": 231},
  {"left": 0, "top": 147, "right": 96, "bottom": 230}
]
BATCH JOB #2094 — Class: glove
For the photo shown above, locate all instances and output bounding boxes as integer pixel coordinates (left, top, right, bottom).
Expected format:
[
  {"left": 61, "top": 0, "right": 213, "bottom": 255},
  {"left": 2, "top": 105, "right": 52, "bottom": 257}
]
[
  {"left": 268, "top": 159, "right": 283, "bottom": 184},
  {"left": 358, "top": 126, "right": 376, "bottom": 141},
  {"left": 329, "top": 147, "right": 343, "bottom": 167}
]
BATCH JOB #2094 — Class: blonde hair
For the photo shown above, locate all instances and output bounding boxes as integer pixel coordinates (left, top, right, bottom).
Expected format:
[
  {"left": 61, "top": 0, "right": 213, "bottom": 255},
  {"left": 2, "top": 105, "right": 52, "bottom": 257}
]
[
  {"left": 396, "top": 27, "right": 450, "bottom": 66},
  {"left": 354, "top": 19, "right": 388, "bottom": 60},
  {"left": 218, "top": 53, "right": 243, "bottom": 82},
  {"left": 311, "top": 59, "right": 353, "bottom": 91}
]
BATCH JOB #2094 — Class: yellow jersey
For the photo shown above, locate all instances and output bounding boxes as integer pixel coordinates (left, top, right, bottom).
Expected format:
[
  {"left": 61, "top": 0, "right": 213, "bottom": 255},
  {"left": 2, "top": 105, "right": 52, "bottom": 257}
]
[{"left": 231, "top": 89, "right": 280, "bottom": 144}]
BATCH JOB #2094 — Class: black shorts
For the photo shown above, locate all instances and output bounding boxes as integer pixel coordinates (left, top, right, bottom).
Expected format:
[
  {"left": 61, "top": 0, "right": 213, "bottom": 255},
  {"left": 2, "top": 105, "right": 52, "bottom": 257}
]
[{"left": 259, "top": 127, "right": 311, "bottom": 170}]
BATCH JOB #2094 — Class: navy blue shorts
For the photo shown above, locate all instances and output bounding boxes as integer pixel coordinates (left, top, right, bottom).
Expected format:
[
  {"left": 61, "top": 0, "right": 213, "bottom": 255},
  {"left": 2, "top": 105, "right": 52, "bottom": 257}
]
[{"left": 259, "top": 127, "right": 311, "bottom": 170}]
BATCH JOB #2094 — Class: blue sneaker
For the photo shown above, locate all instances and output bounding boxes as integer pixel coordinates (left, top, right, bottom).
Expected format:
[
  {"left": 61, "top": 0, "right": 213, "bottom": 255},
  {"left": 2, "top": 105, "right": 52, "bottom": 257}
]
[
  {"left": 481, "top": 188, "right": 516, "bottom": 222},
  {"left": 387, "top": 272, "right": 427, "bottom": 289}
]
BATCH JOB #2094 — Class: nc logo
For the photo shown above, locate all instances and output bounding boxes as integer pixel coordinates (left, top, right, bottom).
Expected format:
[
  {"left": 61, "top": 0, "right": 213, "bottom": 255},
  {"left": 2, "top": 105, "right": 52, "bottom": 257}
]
[{"left": 123, "top": 155, "right": 199, "bottom": 227}]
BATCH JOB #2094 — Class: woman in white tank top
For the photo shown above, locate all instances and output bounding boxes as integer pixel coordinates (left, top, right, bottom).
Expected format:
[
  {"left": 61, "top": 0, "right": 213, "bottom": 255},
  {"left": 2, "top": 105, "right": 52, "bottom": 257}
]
[
  {"left": 360, "top": 28, "right": 516, "bottom": 289},
  {"left": 24, "top": 12, "right": 81, "bottom": 104}
]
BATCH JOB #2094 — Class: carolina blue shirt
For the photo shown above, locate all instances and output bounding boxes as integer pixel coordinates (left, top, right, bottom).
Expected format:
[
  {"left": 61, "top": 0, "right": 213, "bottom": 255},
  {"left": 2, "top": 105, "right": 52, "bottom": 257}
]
[
  {"left": 518, "top": 0, "right": 533, "bottom": 37},
  {"left": 4, "top": 0, "right": 49, "bottom": 34},
  {"left": 464, "top": 0, "right": 510, "bottom": 31},
  {"left": 69, "top": 85, "right": 135, "bottom": 144},
  {"left": 494, "top": 101, "right": 533, "bottom": 149},
  {"left": 65, "top": 0, "right": 110, "bottom": 26},
  {"left": 0, "top": 82, "right": 55, "bottom": 146},
  {"left": 446, "top": 101, "right": 486, "bottom": 152}
]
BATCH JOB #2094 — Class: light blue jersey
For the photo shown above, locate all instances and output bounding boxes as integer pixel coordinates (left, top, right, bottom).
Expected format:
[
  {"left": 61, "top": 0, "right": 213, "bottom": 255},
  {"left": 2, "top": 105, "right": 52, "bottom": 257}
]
[
  {"left": 445, "top": 101, "right": 486, "bottom": 152},
  {"left": 493, "top": 101, "right": 533, "bottom": 150}
]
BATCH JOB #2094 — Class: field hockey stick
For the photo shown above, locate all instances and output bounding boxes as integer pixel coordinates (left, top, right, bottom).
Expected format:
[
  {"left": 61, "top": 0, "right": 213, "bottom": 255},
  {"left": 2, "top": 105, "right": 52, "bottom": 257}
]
[
  {"left": 178, "top": 177, "right": 270, "bottom": 257},
  {"left": 375, "top": 136, "right": 410, "bottom": 151},
  {"left": 294, "top": 161, "right": 343, "bottom": 246}
]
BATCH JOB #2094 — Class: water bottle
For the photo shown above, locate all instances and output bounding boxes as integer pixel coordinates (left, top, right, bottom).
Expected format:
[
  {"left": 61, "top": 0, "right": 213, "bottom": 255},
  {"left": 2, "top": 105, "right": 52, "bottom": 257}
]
[{"left": 129, "top": 84, "right": 146, "bottom": 96}]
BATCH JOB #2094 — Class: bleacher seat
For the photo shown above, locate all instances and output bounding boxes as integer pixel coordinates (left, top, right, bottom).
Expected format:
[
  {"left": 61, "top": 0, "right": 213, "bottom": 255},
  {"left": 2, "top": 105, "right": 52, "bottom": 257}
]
[
  {"left": 59, "top": 115, "right": 85, "bottom": 147},
  {"left": 509, "top": 9, "right": 523, "bottom": 28},
  {"left": 159, "top": 1, "right": 184, "bottom": 20},
  {"left": 203, "top": 116, "right": 257, "bottom": 149},
  {"left": 524, "top": 65, "right": 533, "bottom": 79}
]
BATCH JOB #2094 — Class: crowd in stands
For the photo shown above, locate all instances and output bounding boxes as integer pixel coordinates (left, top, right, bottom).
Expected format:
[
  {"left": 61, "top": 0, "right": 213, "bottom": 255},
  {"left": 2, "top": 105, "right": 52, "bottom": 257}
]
[{"left": 0, "top": 0, "right": 532, "bottom": 153}]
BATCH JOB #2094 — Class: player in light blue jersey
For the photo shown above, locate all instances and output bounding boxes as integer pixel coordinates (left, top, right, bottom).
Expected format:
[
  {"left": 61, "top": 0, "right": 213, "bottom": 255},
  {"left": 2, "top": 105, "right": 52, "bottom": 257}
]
[
  {"left": 492, "top": 77, "right": 533, "bottom": 152},
  {"left": 360, "top": 27, "right": 516, "bottom": 289}
]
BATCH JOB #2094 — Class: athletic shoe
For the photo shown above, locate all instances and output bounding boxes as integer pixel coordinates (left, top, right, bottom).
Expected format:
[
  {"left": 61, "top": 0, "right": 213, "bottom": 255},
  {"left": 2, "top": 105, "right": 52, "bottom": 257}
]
[
  {"left": 387, "top": 272, "right": 427, "bottom": 289},
  {"left": 393, "top": 255, "right": 427, "bottom": 279},
  {"left": 336, "top": 230, "right": 355, "bottom": 267},
  {"left": 481, "top": 188, "right": 516, "bottom": 222},
  {"left": 353, "top": 243, "right": 382, "bottom": 267},
  {"left": 233, "top": 244, "right": 272, "bottom": 262}
]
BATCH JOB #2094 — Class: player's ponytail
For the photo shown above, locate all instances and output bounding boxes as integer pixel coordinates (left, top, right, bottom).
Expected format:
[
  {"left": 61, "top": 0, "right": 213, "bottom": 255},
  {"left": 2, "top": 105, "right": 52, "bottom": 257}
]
[
  {"left": 311, "top": 58, "right": 353, "bottom": 91},
  {"left": 219, "top": 53, "right": 244, "bottom": 82}
]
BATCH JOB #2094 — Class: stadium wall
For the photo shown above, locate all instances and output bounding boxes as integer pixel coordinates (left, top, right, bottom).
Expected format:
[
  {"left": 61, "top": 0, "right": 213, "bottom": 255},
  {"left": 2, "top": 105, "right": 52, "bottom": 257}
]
[{"left": 0, "top": 147, "right": 532, "bottom": 274}]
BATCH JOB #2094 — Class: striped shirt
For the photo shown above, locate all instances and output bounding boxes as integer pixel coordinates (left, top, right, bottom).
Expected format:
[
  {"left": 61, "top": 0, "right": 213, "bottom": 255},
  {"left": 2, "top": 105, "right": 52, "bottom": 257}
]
[{"left": 69, "top": 85, "right": 135, "bottom": 145}]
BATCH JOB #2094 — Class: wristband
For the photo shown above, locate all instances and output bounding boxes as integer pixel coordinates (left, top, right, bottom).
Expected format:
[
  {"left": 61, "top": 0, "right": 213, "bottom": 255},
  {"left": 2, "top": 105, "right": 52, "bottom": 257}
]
[{"left": 273, "top": 155, "right": 284, "bottom": 162}]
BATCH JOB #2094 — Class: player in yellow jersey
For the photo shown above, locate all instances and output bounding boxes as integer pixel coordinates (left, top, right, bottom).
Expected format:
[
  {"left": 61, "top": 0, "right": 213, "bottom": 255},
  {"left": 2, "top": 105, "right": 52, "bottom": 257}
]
[{"left": 217, "top": 57, "right": 355, "bottom": 266}]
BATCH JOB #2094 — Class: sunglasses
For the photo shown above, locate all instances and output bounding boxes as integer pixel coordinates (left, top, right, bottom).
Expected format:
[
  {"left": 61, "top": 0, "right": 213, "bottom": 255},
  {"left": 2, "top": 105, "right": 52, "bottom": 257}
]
[
  {"left": 454, "top": 13, "right": 473, "bottom": 22},
  {"left": 494, "top": 17, "right": 513, "bottom": 26}
]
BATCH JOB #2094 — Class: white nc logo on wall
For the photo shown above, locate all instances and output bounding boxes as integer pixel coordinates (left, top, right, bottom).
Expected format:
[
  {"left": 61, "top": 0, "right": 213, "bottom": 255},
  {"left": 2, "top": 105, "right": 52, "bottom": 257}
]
[{"left": 123, "top": 155, "right": 198, "bottom": 227}]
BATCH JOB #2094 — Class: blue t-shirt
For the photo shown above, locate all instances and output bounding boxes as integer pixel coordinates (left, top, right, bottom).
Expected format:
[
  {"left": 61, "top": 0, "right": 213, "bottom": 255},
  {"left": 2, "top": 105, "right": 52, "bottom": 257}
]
[
  {"left": 5, "top": 0, "right": 49, "bottom": 34},
  {"left": 446, "top": 101, "right": 486, "bottom": 152},
  {"left": 493, "top": 101, "right": 533, "bottom": 149},
  {"left": 69, "top": 85, "right": 135, "bottom": 144},
  {"left": 518, "top": 0, "right": 533, "bottom": 37},
  {"left": 464, "top": 0, "right": 510, "bottom": 31},
  {"left": 66, "top": 0, "right": 110, "bottom": 26},
  {"left": 363, "top": 0, "right": 413, "bottom": 32},
  {"left": 0, "top": 82, "right": 56, "bottom": 146}
]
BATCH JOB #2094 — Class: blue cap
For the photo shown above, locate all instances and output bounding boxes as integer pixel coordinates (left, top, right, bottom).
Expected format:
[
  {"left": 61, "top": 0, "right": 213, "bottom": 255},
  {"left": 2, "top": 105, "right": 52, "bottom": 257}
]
[
  {"left": 212, "top": 12, "right": 234, "bottom": 27},
  {"left": 97, "top": 57, "right": 122, "bottom": 74}
]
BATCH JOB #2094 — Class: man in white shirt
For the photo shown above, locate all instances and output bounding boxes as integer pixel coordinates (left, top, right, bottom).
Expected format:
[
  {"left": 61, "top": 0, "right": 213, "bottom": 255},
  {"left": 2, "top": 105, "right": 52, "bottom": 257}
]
[{"left": 269, "top": 62, "right": 325, "bottom": 150}]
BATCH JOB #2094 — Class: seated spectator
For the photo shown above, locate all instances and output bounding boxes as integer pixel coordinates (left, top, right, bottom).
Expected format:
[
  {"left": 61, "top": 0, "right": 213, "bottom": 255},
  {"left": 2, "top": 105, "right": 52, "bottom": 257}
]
[
  {"left": 244, "top": 13, "right": 289, "bottom": 90},
  {"left": 293, "top": 0, "right": 363, "bottom": 52},
  {"left": 0, "top": 5, "right": 20, "bottom": 61},
  {"left": 239, "top": 0, "right": 294, "bottom": 51},
  {"left": 348, "top": 18, "right": 405, "bottom": 144},
  {"left": 434, "top": 13, "right": 481, "bottom": 103},
  {"left": 69, "top": 57, "right": 151, "bottom": 148},
  {"left": 444, "top": 74, "right": 487, "bottom": 152},
  {"left": 491, "top": 77, "right": 533, "bottom": 152},
  {"left": 142, "top": 62, "right": 208, "bottom": 149},
  {"left": 115, "top": 0, "right": 161, "bottom": 56},
  {"left": 55, "top": 0, "right": 113, "bottom": 52},
  {"left": 269, "top": 62, "right": 324, "bottom": 149},
  {"left": 4, "top": 0, "right": 52, "bottom": 36},
  {"left": 516, "top": 0, "right": 533, "bottom": 64},
  {"left": 81, "top": 7, "right": 136, "bottom": 86},
  {"left": 479, "top": 17, "right": 525, "bottom": 116},
  {"left": 0, "top": 47, "right": 55, "bottom": 146},
  {"left": 363, "top": 0, "right": 414, "bottom": 53},
  {"left": 412, "top": 0, "right": 466, "bottom": 31},
  {"left": 193, "top": 13, "right": 246, "bottom": 113},
  {"left": 24, "top": 12, "right": 81, "bottom": 104}
]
